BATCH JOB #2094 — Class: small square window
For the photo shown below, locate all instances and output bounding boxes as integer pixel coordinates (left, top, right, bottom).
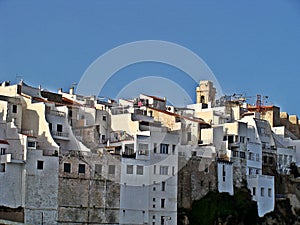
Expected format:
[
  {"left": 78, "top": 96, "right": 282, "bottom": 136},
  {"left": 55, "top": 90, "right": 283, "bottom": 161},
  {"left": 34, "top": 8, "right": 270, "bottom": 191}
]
[
  {"left": 137, "top": 165, "right": 144, "bottom": 175},
  {"left": 160, "top": 166, "right": 168, "bottom": 175},
  {"left": 64, "top": 163, "right": 71, "bottom": 173},
  {"left": 57, "top": 124, "right": 63, "bottom": 132},
  {"left": 108, "top": 165, "right": 115, "bottom": 175},
  {"left": 78, "top": 164, "right": 85, "bottom": 173},
  {"left": 153, "top": 198, "right": 156, "bottom": 202},
  {"left": 103, "top": 116, "right": 107, "bottom": 121},
  {"left": 127, "top": 165, "right": 133, "bottom": 174},
  {"left": 37, "top": 160, "right": 44, "bottom": 170},
  {"left": 268, "top": 188, "right": 272, "bottom": 197},
  {"left": 28, "top": 141, "right": 36, "bottom": 148}
]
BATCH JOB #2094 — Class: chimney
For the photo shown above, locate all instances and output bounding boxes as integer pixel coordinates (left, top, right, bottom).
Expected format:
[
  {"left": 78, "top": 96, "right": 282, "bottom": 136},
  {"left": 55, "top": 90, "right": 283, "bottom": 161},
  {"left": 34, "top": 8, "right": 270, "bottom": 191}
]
[{"left": 69, "top": 87, "right": 74, "bottom": 95}]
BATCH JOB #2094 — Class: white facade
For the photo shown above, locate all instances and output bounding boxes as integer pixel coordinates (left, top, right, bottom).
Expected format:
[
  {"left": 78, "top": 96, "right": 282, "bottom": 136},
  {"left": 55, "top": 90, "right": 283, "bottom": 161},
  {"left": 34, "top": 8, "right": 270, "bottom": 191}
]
[
  {"left": 120, "top": 130, "right": 178, "bottom": 225},
  {"left": 247, "top": 174, "right": 275, "bottom": 217},
  {"left": 217, "top": 161, "right": 234, "bottom": 195}
]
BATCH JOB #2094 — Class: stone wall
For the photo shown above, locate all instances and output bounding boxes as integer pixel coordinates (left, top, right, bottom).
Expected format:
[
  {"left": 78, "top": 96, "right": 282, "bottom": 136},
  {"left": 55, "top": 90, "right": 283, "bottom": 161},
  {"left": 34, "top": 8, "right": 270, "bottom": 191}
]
[
  {"left": 178, "top": 156, "right": 217, "bottom": 209},
  {"left": 57, "top": 150, "right": 120, "bottom": 224}
]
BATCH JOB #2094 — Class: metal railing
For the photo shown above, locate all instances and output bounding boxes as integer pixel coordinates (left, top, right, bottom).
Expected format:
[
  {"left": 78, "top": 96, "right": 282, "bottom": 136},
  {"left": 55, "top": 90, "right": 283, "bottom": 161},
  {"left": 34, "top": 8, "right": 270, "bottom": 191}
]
[{"left": 51, "top": 131, "right": 69, "bottom": 137}]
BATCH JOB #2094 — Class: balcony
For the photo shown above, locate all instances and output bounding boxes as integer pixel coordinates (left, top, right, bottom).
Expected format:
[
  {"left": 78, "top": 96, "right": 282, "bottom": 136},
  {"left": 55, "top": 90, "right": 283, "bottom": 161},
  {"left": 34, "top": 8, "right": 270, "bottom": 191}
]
[
  {"left": 47, "top": 109, "right": 66, "bottom": 117},
  {"left": 21, "top": 129, "right": 34, "bottom": 137},
  {"left": 0, "top": 154, "right": 11, "bottom": 163},
  {"left": 51, "top": 131, "right": 69, "bottom": 140}
]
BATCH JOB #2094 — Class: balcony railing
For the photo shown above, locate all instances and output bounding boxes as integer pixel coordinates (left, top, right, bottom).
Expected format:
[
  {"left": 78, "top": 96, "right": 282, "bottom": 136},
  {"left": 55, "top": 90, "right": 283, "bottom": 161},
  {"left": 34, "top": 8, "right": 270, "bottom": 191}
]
[
  {"left": 47, "top": 109, "right": 66, "bottom": 117},
  {"left": 247, "top": 174, "right": 274, "bottom": 180},
  {"left": 51, "top": 131, "right": 69, "bottom": 138},
  {"left": 21, "top": 129, "right": 34, "bottom": 136}
]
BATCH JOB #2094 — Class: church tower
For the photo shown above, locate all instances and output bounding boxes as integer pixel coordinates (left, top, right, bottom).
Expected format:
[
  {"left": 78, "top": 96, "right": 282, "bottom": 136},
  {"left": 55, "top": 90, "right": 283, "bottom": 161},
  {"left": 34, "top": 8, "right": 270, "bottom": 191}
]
[{"left": 196, "top": 80, "right": 216, "bottom": 105}]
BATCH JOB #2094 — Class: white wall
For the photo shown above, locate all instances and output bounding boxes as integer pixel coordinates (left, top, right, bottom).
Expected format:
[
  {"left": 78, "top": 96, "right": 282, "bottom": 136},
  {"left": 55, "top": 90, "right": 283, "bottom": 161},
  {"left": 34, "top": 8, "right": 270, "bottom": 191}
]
[
  {"left": 25, "top": 149, "right": 59, "bottom": 225},
  {"left": 217, "top": 161, "right": 234, "bottom": 196},
  {"left": 0, "top": 162, "right": 24, "bottom": 208},
  {"left": 247, "top": 175, "right": 275, "bottom": 217}
]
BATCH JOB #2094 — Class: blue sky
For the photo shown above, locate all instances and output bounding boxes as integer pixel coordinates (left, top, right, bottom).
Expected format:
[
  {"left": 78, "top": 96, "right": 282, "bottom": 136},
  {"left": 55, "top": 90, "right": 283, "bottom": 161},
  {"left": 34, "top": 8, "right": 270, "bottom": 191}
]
[{"left": 1, "top": 1, "right": 300, "bottom": 114}]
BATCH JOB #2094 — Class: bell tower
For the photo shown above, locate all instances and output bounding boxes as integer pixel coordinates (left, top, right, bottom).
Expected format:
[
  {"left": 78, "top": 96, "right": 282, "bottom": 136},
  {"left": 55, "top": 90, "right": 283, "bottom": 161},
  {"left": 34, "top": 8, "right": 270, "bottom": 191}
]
[{"left": 196, "top": 80, "right": 216, "bottom": 105}]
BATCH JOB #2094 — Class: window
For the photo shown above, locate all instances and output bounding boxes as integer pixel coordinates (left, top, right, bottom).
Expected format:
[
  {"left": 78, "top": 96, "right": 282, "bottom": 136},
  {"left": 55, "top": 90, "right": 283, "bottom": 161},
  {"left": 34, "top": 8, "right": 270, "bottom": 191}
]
[
  {"left": 222, "top": 165, "right": 226, "bottom": 182},
  {"left": 268, "top": 188, "right": 272, "bottom": 197},
  {"left": 153, "top": 165, "right": 156, "bottom": 174},
  {"left": 222, "top": 165, "right": 226, "bottom": 176},
  {"left": 233, "top": 151, "right": 239, "bottom": 157},
  {"left": 78, "top": 164, "right": 85, "bottom": 173},
  {"left": 161, "top": 199, "right": 165, "bottom": 208},
  {"left": 154, "top": 143, "right": 157, "bottom": 153},
  {"left": 127, "top": 165, "right": 133, "bottom": 174},
  {"left": 37, "top": 160, "right": 44, "bottom": 170},
  {"left": 153, "top": 198, "right": 156, "bottom": 202},
  {"left": 269, "top": 157, "right": 273, "bottom": 165},
  {"left": 153, "top": 204, "right": 156, "bottom": 208},
  {"left": 204, "top": 164, "right": 209, "bottom": 173},
  {"left": 187, "top": 132, "right": 192, "bottom": 141},
  {"left": 64, "top": 163, "right": 71, "bottom": 173},
  {"left": 27, "top": 141, "right": 36, "bottom": 148},
  {"left": 138, "top": 143, "right": 149, "bottom": 155},
  {"left": 253, "top": 187, "right": 256, "bottom": 196},
  {"left": 95, "top": 164, "right": 102, "bottom": 174},
  {"left": 137, "top": 165, "right": 143, "bottom": 175},
  {"left": 12, "top": 105, "right": 17, "bottom": 113},
  {"left": 172, "top": 166, "right": 175, "bottom": 176},
  {"left": 57, "top": 124, "right": 63, "bottom": 132},
  {"left": 261, "top": 187, "right": 265, "bottom": 197},
  {"left": 249, "top": 152, "right": 254, "bottom": 161},
  {"left": 162, "top": 181, "right": 166, "bottom": 191},
  {"left": 49, "top": 123, "right": 52, "bottom": 132},
  {"left": 153, "top": 215, "right": 156, "bottom": 219},
  {"left": 102, "top": 116, "right": 107, "bottom": 121},
  {"left": 256, "top": 154, "right": 260, "bottom": 162},
  {"left": 0, "top": 148, "right": 6, "bottom": 155},
  {"left": 240, "top": 136, "right": 245, "bottom": 143},
  {"left": 201, "top": 180, "right": 204, "bottom": 186},
  {"left": 160, "top": 166, "right": 168, "bottom": 175},
  {"left": 69, "top": 109, "right": 73, "bottom": 117},
  {"left": 0, "top": 163, "right": 5, "bottom": 172},
  {"left": 240, "top": 152, "right": 245, "bottom": 159},
  {"left": 172, "top": 145, "right": 176, "bottom": 154},
  {"left": 278, "top": 154, "right": 283, "bottom": 164},
  {"left": 108, "top": 165, "right": 115, "bottom": 175},
  {"left": 160, "top": 144, "right": 169, "bottom": 154},
  {"left": 161, "top": 216, "right": 165, "bottom": 225}
]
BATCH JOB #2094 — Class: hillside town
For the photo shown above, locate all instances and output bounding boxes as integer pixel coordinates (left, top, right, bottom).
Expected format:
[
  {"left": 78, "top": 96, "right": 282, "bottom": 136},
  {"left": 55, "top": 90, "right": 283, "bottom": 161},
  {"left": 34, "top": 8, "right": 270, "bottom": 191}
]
[{"left": 0, "top": 80, "right": 300, "bottom": 224}]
